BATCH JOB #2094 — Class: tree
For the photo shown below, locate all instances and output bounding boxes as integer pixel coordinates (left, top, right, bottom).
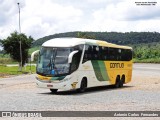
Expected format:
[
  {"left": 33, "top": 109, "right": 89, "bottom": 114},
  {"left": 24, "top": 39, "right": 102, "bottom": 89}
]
[
  {"left": 77, "top": 32, "right": 96, "bottom": 39},
  {"left": 2, "top": 31, "right": 34, "bottom": 67}
]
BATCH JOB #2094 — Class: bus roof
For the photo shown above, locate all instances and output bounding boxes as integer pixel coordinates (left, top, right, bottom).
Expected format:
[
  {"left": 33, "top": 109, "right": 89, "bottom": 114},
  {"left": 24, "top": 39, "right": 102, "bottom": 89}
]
[{"left": 42, "top": 38, "right": 132, "bottom": 49}]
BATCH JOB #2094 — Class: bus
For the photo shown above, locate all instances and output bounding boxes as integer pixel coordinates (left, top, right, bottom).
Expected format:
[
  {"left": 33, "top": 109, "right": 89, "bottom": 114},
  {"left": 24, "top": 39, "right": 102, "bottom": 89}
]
[{"left": 36, "top": 38, "right": 133, "bottom": 93}]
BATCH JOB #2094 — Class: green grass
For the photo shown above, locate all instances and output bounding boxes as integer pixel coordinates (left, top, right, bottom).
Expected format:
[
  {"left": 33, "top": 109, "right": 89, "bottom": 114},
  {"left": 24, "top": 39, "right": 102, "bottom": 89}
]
[
  {"left": 133, "top": 58, "right": 160, "bottom": 63},
  {"left": 0, "top": 65, "right": 36, "bottom": 78}
]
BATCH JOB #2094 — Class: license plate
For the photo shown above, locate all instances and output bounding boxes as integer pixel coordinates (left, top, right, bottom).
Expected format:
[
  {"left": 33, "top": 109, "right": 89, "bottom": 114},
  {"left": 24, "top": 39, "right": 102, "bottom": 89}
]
[{"left": 47, "top": 85, "right": 53, "bottom": 87}]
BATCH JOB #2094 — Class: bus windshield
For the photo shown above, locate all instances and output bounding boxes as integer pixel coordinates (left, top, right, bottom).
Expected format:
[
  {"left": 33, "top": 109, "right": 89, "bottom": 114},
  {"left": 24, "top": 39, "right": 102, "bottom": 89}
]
[{"left": 37, "top": 47, "right": 72, "bottom": 76}]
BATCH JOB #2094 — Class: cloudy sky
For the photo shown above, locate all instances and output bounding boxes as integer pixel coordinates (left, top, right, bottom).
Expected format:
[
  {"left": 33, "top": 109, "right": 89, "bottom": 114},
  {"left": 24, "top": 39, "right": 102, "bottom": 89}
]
[{"left": 0, "top": 0, "right": 160, "bottom": 40}]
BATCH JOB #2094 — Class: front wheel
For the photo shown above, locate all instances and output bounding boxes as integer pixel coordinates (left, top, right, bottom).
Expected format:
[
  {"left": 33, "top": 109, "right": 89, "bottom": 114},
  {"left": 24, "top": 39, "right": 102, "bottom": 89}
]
[
  {"left": 50, "top": 89, "right": 58, "bottom": 93},
  {"left": 77, "top": 78, "right": 87, "bottom": 93}
]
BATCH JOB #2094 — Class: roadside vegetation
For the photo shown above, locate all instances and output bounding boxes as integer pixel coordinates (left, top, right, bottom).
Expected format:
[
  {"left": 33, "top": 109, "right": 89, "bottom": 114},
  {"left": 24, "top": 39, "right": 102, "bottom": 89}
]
[
  {"left": 0, "top": 51, "right": 37, "bottom": 77},
  {"left": 132, "top": 42, "right": 160, "bottom": 63},
  {"left": 1, "top": 31, "right": 33, "bottom": 68},
  {"left": 0, "top": 31, "right": 35, "bottom": 77},
  {"left": 0, "top": 64, "right": 36, "bottom": 78}
]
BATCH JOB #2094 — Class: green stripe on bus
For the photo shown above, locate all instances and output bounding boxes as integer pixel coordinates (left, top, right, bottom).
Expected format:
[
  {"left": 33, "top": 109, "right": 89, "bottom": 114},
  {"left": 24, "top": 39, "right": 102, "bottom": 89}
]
[
  {"left": 91, "top": 60, "right": 105, "bottom": 81},
  {"left": 97, "top": 61, "right": 109, "bottom": 81}
]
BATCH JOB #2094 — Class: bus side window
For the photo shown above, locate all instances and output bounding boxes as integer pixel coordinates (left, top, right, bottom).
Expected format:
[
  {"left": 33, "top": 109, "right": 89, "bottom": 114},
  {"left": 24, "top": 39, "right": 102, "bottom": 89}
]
[
  {"left": 70, "top": 51, "right": 81, "bottom": 72},
  {"left": 83, "top": 45, "right": 90, "bottom": 63},
  {"left": 100, "top": 46, "right": 108, "bottom": 60},
  {"left": 108, "top": 48, "right": 114, "bottom": 60},
  {"left": 99, "top": 46, "right": 103, "bottom": 60},
  {"left": 126, "top": 49, "right": 132, "bottom": 61},
  {"left": 121, "top": 49, "right": 125, "bottom": 61},
  {"left": 92, "top": 46, "right": 99, "bottom": 60},
  {"left": 70, "top": 45, "right": 83, "bottom": 72},
  {"left": 121, "top": 49, "right": 132, "bottom": 61},
  {"left": 87, "top": 45, "right": 93, "bottom": 60},
  {"left": 117, "top": 48, "right": 122, "bottom": 61}
]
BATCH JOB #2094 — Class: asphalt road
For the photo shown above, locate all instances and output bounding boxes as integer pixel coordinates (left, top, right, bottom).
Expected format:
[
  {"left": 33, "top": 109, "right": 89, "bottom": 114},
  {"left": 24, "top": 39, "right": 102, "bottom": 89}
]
[{"left": 0, "top": 63, "right": 160, "bottom": 112}]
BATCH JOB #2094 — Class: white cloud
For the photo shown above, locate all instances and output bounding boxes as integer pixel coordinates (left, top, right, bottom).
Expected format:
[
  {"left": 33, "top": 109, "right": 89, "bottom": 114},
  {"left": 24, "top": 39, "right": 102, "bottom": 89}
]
[
  {"left": 91, "top": 0, "right": 160, "bottom": 21},
  {"left": 0, "top": 0, "right": 83, "bottom": 39},
  {"left": 82, "top": 0, "right": 160, "bottom": 32},
  {"left": 0, "top": 0, "right": 160, "bottom": 40},
  {"left": 21, "top": 0, "right": 83, "bottom": 39}
]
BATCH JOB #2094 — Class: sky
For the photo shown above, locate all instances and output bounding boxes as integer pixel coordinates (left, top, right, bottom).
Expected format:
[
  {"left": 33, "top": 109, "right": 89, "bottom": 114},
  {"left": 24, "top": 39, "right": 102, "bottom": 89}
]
[{"left": 0, "top": 0, "right": 160, "bottom": 40}]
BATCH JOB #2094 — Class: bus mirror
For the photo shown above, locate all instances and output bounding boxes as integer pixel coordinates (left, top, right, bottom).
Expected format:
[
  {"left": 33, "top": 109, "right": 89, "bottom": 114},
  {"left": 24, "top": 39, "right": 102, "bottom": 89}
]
[
  {"left": 68, "top": 50, "right": 78, "bottom": 63},
  {"left": 31, "top": 50, "right": 40, "bottom": 62}
]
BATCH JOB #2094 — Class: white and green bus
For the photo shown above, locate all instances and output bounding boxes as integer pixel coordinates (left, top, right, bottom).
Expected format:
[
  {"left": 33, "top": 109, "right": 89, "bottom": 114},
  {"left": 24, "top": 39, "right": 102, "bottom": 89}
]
[{"left": 36, "top": 38, "right": 133, "bottom": 93}]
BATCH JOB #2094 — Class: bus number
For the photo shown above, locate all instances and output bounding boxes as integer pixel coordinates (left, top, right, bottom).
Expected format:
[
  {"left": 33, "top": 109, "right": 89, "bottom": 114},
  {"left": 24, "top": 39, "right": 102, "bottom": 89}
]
[{"left": 110, "top": 63, "right": 124, "bottom": 68}]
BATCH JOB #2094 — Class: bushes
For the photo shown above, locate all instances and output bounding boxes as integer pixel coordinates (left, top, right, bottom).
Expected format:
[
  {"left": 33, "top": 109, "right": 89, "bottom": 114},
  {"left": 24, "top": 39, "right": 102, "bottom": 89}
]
[
  {"left": 0, "top": 58, "right": 15, "bottom": 64},
  {"left": 132, "top": 42, "right": 160, "bottom": 61}
]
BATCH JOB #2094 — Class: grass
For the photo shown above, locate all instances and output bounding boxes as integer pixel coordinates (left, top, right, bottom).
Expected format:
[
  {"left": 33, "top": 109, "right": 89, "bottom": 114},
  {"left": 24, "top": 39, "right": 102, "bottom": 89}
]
[
  {"left": 133, "top": 58, "right": 160, "bottom": 63},
  {"left": 0, "top": 65, "right": 36, "bottom": 78}
]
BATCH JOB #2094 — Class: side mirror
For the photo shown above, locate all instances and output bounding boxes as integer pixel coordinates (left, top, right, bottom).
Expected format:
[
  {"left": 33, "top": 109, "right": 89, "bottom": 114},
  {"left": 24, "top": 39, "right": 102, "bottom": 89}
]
[
  {"left": 68, "top": 50, "right": 78, "bottom": 63},
  {"left": 31, "top": 50, "right": 40, "bottom": 61}
]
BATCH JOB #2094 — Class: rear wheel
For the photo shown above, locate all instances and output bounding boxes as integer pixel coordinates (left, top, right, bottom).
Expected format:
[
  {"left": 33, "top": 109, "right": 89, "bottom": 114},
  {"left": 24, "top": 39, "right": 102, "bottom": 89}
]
[
  {"left": 114, "top": 76, "right": 120, "bottom": 88},
  {"left": 77, "top": 78, "right": 87, "bottom": 93},
  {"left": 119, "top": 75, "right": 125, "bottom": 88},
  {"left": 50, "top": 89, "right": 58, "bottom": 93}
]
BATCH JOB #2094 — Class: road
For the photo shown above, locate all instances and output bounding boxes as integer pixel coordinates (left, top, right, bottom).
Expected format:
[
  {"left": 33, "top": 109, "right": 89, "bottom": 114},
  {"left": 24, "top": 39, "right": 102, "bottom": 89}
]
[{"left": 0, "top": 63, "right": 160, "bottom": 113}]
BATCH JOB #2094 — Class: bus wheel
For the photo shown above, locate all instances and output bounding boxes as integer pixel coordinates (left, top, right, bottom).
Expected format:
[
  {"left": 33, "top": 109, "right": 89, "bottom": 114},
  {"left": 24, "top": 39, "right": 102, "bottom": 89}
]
[
  {"left": 119, "top": 75, "right": 125, "bottom": 88},
  {"left": 50, "top": 89, "right": 58, "bottom": 93},
  {"left": 78, "top": 78, "right": 87, "bottom": 93},
  {"left": 114, "top": 76, "right": 120, "bottom": 88}
]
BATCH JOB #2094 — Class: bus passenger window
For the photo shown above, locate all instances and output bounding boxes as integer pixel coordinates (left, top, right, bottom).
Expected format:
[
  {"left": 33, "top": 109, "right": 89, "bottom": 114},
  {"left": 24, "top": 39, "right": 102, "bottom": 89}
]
[
  {"left": 83, "top": 45, "right": 90, "bottom": 63},
  {"left": 93, "top": 46, "right": 98, "bottom": 60},
  {"left": 70, "top": 51, "right": 81, "bottom": 72}
]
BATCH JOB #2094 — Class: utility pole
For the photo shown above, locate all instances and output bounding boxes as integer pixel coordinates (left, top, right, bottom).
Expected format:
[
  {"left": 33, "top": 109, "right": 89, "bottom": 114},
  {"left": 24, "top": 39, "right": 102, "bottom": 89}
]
[{"left": 17, "top": 3, "right": 22, "bottom": 71}]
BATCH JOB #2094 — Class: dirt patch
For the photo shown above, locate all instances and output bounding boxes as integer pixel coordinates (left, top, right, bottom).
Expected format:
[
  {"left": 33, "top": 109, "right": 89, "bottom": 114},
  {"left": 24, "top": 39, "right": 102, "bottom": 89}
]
[
  {"left": 0, "top": 73, "right": 14, "bottom": 78},
  {"left": 0, "top": 72, "right": 31, "bottom": 78}
]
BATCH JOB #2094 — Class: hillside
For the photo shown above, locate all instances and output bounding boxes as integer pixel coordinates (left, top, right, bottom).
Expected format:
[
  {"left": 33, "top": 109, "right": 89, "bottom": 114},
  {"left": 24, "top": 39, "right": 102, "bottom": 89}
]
[{"left": 32, "top": 31, "right": 160, "bottom": 47}]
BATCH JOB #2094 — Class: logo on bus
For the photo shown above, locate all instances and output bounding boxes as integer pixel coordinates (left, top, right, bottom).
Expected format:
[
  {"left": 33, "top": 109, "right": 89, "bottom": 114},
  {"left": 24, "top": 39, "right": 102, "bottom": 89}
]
[{"left": 110, "top": 63, "right": 124, "bottom": 68}]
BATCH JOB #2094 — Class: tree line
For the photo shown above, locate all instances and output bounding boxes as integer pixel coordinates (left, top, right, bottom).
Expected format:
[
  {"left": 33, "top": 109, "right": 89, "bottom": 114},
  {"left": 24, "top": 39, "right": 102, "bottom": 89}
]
[
  {"left": 32, "top": 31, "right": 160, "bottom": 47},
  {"left": 132, "top": 43, "right": 160, "bottom": 60}
]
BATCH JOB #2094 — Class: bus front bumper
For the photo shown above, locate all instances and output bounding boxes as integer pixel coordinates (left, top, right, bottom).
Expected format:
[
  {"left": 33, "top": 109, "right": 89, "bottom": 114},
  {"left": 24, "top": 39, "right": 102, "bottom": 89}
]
[{"left": 36, "top": 80, "right": 74, "bottom": 91}]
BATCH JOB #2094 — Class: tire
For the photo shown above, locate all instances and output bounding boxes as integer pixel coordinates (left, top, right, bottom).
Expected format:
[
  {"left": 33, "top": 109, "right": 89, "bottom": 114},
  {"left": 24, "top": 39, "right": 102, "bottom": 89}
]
[
  {"left": 78, "top": 78, "right": 87, "bottom": 93},
  {"left": 119, "top": 76, "right": 125, "bottom": 88},
  {"left": 50, "top": 89, "right": 58, "bottom": 93},
  {"left": 114, "top": 76, "right": 120, "bottom": 88},
  {"left": 119, "top": 80, "right": 123, "bottom": 88}
]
